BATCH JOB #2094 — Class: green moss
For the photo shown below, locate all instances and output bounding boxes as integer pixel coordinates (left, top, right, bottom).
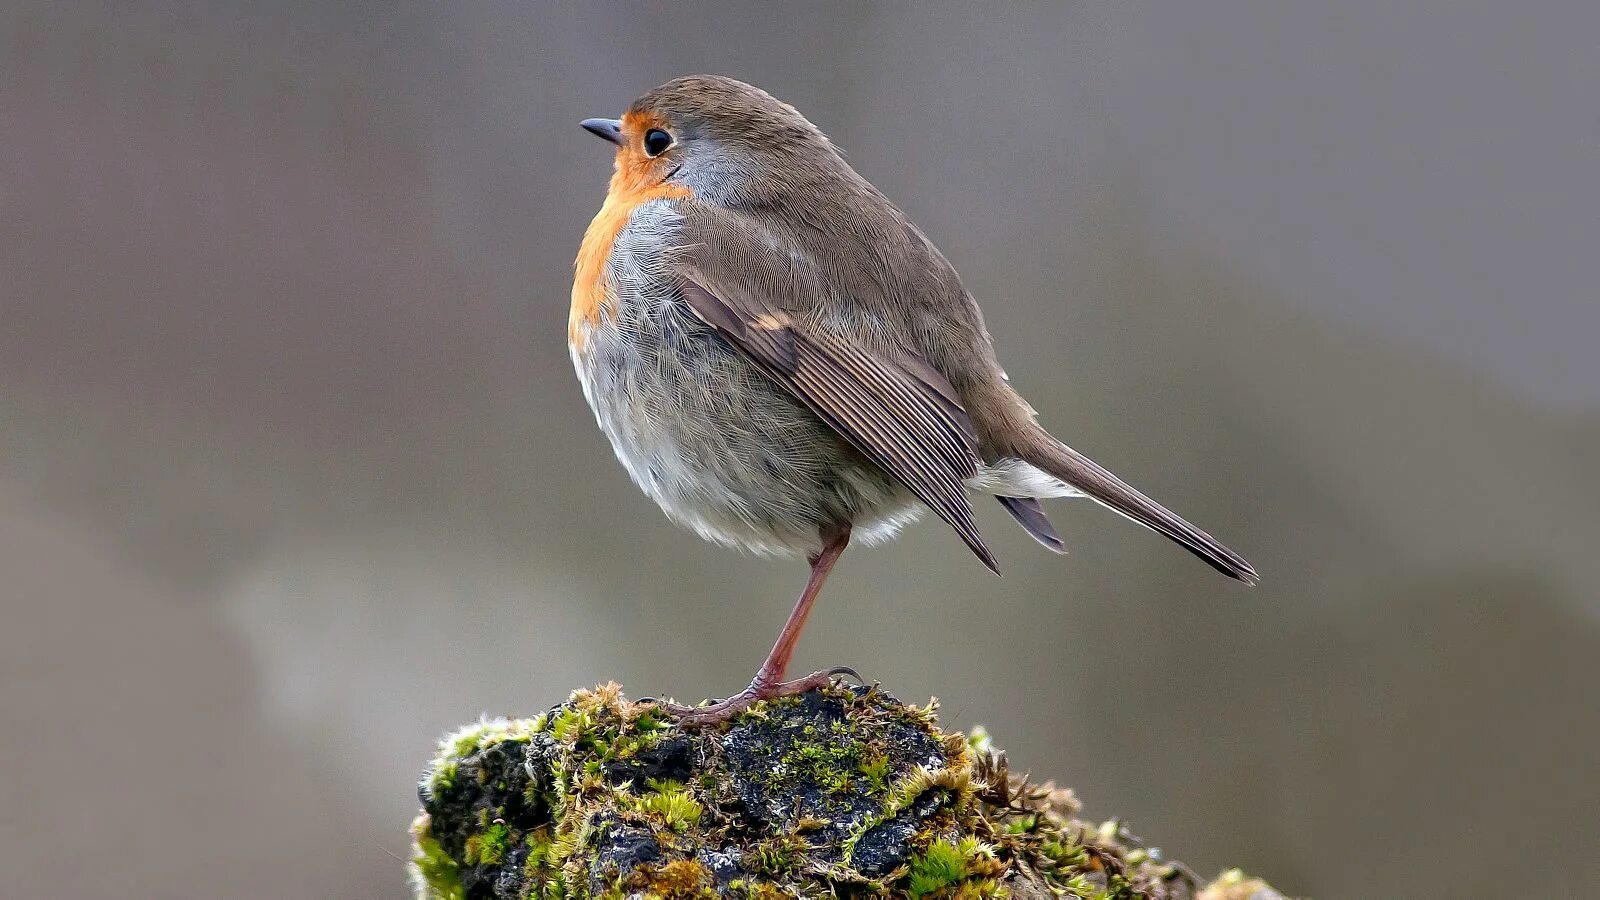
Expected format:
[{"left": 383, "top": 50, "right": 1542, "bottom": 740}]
[
  {"left": 907, "top": 840, "right": 967, "bottom": 896},
  {"left": 520, "top": 826, "right": 554, "bottom": 893},
  {"left": 747, "top": 835, "right": 805, "bottom": 878},
  {"left": 1040, "top": 836, "right": 1090, "bottom": 869},
  {"left": 409, "top": 816, "right": 465, "bottom": 900},
  {"left": 550, "top": 706, "right": 596, "bottom": 745},
  {"left": 903, "top": 837, "right": 1003, "bottom": 898},
  {"left": 632, "top": 779, "right": 703, "bottom": 831},
  {"left": 786, "top": 738, "right": 858, "bottom": 794},
  {"left": 430, "top": 759, "right": 459, "bottom": 794},
  {"left": 752, "top": 711, "right": 871, "bottom": 801},
  {"left": 464, "top": 821, "right": 512, "bottom": 866},
  {"left": 858, "top": 750, "right": 891, "bottom": 793}
]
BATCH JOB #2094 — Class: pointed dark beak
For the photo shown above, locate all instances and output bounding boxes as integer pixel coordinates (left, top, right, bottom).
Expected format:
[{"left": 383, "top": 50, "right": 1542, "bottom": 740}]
[{"left": 581, "top": 117, "right": 623, "bottom": 146}]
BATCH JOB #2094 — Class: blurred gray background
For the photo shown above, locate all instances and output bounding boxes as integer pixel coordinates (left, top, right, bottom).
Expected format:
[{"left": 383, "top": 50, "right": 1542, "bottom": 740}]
[{"left": 4, "top": 2, "right": 1597, "bottom": 897}]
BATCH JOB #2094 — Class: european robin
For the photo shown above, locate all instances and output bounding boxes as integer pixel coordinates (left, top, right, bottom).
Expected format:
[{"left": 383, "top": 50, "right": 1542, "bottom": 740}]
[{"left": 573, "top": 76, "right": 1257, "bottom": 722}]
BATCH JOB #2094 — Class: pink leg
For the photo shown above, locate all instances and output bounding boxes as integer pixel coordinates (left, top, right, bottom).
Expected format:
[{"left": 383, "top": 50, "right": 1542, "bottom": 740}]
[{"left": 667, "top": 526, "right": 854, "bottom": 724}]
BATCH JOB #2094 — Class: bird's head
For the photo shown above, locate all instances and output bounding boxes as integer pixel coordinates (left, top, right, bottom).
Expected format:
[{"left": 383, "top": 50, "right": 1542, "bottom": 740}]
[{"left": 581, "top": 75, "right": 844, "bottom": 204}]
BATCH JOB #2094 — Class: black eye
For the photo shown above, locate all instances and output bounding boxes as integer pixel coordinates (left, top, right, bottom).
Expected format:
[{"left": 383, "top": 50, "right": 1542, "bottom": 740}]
[{"left": 643, "top": 128, "right": 673, "bottom": 157}]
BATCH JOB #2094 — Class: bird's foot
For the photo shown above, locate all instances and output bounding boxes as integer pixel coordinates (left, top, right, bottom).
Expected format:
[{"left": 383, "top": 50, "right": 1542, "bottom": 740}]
[{"left": 657, "top": 666, "right": 863, "bottom": 726}]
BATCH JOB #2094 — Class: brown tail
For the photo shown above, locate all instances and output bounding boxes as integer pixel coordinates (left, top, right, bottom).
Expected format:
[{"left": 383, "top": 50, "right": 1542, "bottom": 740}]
[{"left": 1018, "top": 429, "right": 1259, "bottom": 585}]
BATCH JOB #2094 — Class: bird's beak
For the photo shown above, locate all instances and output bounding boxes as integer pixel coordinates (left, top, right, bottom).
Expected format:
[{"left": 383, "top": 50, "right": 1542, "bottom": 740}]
[{"left": 581, "top": 117, "right": 624, "bottom": 146}]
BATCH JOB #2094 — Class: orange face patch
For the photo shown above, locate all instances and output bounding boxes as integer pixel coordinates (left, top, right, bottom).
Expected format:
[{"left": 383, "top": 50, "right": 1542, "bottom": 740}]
[
  {"left": 571, "top": 110, "right": 691, "bottom": 350},
  {"left": 612, "top": 109, "right": 675, "bottom": 193}
]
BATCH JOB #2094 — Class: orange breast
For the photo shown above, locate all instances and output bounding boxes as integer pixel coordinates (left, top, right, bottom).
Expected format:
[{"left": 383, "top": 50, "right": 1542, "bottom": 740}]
[{"left": 570, "top": 180, "right": 691, "bottom": 351}]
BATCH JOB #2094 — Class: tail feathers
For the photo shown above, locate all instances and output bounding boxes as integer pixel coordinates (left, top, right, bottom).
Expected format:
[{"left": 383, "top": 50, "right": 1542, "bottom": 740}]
[
  {"left": 1020, "top": 435, "right": 1259, "bottom": 585},
  {"left": 996, "top": 495, "right": 1067, "bottom": 553}
]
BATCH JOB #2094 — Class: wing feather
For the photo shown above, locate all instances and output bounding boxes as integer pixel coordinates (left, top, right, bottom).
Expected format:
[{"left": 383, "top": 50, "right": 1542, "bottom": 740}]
[{"left": 676, "top": 275, "right": 998, "bottom": 572}]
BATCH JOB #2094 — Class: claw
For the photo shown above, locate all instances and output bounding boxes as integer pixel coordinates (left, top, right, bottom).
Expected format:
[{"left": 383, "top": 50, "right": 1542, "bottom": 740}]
[
  {"left": 826, "top": 665, "right": 864, "bottom": 684},
  {"left": 655, "top": 667, "right": 861, "bottom": 726}
]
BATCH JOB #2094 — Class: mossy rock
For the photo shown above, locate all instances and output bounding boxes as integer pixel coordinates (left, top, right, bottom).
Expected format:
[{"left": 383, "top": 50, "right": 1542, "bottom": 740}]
[{"left": 411, "top": 683, "right": 1282, "bottom": 899}]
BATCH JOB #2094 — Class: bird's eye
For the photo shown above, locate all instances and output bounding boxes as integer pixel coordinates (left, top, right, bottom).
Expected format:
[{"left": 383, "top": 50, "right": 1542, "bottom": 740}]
[{"left": 643, "top": 128, "right": 673, "bottom": 157}]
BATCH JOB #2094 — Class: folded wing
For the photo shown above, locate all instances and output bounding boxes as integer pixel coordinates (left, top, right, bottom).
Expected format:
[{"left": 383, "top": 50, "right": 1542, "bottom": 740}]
[{"left": 676, "top": 272, "right": 1000, "bottom": 573}]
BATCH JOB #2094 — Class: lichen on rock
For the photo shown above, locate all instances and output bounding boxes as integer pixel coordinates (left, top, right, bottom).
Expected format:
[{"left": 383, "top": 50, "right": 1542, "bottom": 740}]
[{"left": 411, "top": 683, "right": 1279, "bottom": 899}]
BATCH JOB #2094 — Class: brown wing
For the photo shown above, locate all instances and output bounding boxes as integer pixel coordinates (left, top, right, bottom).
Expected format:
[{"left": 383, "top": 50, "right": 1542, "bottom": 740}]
[{"left": 676, "top": 274, "right": 999, "bottom": 573}]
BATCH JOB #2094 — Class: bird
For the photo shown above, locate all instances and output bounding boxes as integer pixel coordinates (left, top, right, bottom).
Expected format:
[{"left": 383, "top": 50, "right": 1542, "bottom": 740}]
[{"left": 572, "top": 75, "right": 1257, "bottom": 723}]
